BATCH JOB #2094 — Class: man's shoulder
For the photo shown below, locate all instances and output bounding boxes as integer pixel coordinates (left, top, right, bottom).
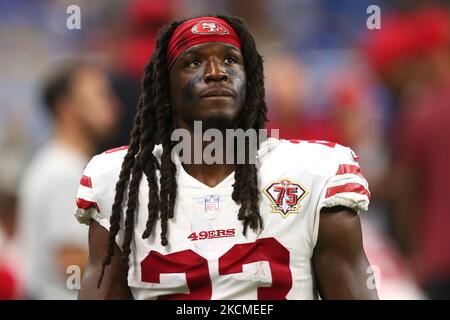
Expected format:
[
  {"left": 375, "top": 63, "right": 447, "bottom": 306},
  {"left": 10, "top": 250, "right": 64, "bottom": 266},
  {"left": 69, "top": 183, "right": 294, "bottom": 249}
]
[
  {"left": 96, "top": 145, "right": 130, "bottom": 163},
  {"left": 85, "top": 144, "right": 163, "bottom": 181},
  {"left": 258, "top": 138, "right": 360, "bottom": 176},
  {"left": 86, "top": 146, "right": 129, "bottom": 177}
]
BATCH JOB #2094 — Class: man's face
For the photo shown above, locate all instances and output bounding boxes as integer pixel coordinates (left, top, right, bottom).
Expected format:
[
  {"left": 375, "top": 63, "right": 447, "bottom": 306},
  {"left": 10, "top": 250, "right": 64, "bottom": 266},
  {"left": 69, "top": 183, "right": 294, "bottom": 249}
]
[
  {"left": 169, "top": 42, "right": 246, "bottom": 131},
  {"left": 69, "top": 67, "right": 119, "bottom": 143}
]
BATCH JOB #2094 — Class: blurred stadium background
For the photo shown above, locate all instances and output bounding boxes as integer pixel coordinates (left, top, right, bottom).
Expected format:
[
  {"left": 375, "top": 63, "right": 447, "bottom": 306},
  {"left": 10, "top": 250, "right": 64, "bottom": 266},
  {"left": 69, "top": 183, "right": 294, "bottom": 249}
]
[{"left": 1, "top": 0, "right": 449, "bottom": 300}]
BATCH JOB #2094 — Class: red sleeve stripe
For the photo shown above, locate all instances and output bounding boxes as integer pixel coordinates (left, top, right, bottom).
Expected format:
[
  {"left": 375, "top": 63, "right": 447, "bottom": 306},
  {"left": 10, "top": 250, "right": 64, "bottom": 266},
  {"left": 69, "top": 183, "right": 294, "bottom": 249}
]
[
  {"left": 335, "top": 164, "right": 368, "bottom": 180},
  {"left": 326, "top": 183, "right": 371, "bottom": 200},
  {"left": 336, "top": 164, "right": 361, "bottom": 175},
  {"left": 104, "top": 145, "right": 129, "bottom": 154},
  {"left": 80, "top": 175, "right": 92, "bottom": 188},
  {"left": 76, "top": 198, "right": 100, "bottom": 212},
  {"left": 307, "top": 140, "right": 337, "bottom": 148}
]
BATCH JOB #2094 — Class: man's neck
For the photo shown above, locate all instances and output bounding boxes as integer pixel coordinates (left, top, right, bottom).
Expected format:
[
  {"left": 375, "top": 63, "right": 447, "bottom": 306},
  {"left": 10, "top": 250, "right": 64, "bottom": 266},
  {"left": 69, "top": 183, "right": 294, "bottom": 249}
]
[
  {"left": 182, "top": 162, "right": 235, "bottom": 188},
  {"left": 52, "top": 124, "right": 93, "bottom": 158},
  {"left": 181, "top": 135, "right": 236, "bottom": 188},
  {"left": 173, "top": 117, "right": 240, "bottom": 187}
]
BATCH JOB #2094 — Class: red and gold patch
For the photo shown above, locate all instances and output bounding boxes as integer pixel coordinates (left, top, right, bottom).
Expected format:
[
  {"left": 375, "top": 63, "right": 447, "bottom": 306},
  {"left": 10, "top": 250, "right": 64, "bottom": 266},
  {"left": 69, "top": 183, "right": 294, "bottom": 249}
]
[{"left": 263, "top": 179, "right": 308, "bottom": 218}]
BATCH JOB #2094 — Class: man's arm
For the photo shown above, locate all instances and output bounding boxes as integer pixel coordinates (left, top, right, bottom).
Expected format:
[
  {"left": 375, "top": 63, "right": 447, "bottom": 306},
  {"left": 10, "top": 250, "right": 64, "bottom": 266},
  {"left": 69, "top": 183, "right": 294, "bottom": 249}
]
[
  {"left": 312, "top": 206, "right": 378, "bottom": 300},
  {"left": 78, "top": 220, "right": 132, "bottom": 299}
]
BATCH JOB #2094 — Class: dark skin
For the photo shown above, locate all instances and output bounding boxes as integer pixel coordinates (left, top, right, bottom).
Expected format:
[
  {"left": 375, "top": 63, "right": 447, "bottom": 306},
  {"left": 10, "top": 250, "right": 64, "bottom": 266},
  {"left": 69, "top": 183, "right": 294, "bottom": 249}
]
[
  {"left": 170, "top": 42, "right": 247, "bottom": 187},
  {"left": 78, "top": 42, "right": 378, "bottom": 299},
  {"left": 78, "top": 220, "right": 132, "bottom": 300},
  {"left": 313, "top": 206, "right": 378, "bottom": 299}
]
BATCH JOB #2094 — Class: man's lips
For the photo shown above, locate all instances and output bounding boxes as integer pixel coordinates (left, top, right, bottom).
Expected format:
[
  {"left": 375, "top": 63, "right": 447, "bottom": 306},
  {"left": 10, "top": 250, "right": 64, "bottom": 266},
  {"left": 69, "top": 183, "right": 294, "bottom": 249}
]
[{"left": 200, "top": 89, "right": 234, "bottom": 98}]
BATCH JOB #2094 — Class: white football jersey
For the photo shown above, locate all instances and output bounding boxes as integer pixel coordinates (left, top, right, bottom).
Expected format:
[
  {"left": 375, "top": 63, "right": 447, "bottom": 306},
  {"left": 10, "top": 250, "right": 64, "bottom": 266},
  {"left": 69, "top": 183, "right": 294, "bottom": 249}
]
[{"left": 75, "top": 138, "right": 370, "bottom": 300}]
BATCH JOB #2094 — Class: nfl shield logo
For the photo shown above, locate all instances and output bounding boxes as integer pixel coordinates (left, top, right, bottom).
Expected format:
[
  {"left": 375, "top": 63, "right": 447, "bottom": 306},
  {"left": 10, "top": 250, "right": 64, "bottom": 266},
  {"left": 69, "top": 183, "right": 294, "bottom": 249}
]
[{"left": 205, "top": 195, "right": 220, "bottom": 213}]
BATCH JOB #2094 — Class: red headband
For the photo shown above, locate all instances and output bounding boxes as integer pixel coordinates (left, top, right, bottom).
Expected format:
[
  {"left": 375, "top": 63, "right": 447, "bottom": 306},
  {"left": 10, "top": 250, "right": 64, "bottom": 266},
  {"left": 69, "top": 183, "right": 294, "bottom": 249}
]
[{"left": 167, "top": 17, "right": 241, "bottom": 69}]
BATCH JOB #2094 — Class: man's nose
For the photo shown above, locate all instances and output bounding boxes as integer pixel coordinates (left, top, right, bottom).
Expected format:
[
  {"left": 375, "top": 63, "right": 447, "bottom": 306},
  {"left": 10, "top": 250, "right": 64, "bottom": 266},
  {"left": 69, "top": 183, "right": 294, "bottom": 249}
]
[{"left": 203, "top": 59, "right": 229, "bottom": 83}]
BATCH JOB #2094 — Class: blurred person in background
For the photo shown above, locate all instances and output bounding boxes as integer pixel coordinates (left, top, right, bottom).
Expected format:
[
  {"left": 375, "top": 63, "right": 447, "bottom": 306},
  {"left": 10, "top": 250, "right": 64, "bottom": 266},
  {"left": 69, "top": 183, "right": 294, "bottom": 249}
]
[
  {"left": 265, "top": 52, "right": 365, "bottom": 145},
  {"left": 363, "top": 4, "right": 450, "bottom": 299},
  {"left": 0, "top": 191, "right": 22, "bottom": 299},
  {"left": 17, "top": 60, "right": 119, "bottom": 299},
  {"left": 264, "top": 52, "right": 336, "bottom": 141},
  {"left": 265, "top": 52, "right": 314, "bottom": 140},
  {"left": 0, "top": 116, "right": 30, "bottom": 300}
]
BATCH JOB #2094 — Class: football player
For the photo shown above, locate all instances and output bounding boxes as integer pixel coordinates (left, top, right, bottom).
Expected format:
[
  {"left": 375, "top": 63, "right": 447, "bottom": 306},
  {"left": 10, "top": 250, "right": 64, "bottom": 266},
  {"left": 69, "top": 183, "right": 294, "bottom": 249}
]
[{"left": 76, "top": 15, "right": 378, "bottom": 300}]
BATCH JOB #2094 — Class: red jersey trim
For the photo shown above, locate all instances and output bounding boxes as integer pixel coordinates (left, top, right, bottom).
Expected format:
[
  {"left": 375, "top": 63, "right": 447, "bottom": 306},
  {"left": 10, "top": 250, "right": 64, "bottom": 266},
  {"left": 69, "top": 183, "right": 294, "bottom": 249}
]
[
  {"left": 325, "top": 182, "right": 371, "bottom": 200},
  {"left": 76, "top": 198, "right": 100, "bottom": 212}
]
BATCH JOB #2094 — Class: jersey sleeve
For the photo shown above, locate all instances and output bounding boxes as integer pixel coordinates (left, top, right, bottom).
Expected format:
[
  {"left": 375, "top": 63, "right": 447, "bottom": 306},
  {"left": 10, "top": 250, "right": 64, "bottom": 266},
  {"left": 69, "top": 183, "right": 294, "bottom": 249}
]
[
  {"left": 317, "top": 144, "right": 371, "bottom": 213},
  {"left": 74, "top": 156, "right": 111, "bottom": 231}
]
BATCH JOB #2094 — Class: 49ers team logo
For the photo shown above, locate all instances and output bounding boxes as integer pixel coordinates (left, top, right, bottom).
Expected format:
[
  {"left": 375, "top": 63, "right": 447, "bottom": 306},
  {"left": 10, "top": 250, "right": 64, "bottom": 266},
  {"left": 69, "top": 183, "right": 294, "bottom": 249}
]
[
  {"left": 263, "top": 179, "right": 307, "bottom": 218},
  {"left": 191, "top": 21, "right": 229, "bottom": 34}
]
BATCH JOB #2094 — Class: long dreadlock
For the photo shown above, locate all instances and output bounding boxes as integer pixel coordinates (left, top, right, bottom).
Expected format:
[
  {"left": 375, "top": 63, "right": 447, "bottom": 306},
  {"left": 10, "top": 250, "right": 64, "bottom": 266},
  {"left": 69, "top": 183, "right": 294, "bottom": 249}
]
[{"left": 98, "top": 14, "right": 268, "bottom": 288}]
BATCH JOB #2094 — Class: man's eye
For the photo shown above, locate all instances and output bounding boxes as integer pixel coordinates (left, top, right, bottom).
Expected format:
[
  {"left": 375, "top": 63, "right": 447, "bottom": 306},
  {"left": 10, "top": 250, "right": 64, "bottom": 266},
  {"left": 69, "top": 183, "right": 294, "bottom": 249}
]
[
  {"left": 225, "top": 57, "right": 237, "bottom": 64},
  {"left": 188, "top": 59, "right": 201, "bottom": 67}
]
